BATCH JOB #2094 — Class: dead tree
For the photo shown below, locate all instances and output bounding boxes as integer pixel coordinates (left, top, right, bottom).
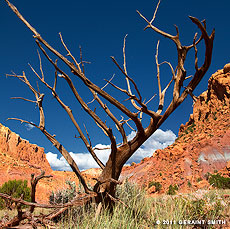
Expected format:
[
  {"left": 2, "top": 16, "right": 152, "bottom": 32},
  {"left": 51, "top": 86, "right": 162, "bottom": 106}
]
[
  {"left": 0, "top": 171, "right": 52, "bottom": 228},
  {"left": 3, "top": 0, "right": 214, "bottom": 211}
]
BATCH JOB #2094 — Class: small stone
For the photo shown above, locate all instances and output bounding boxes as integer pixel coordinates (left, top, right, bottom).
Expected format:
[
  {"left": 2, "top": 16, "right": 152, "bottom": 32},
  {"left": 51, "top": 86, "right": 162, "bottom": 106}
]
[
  {"left": 226, "top": 161, "right": 230, "bottom": 171},
  {"left": 147, "top": 185, "right": 156, "bottom": 194},
  {"left": 223, "top": 63, "right": 230, "bottom": 74}
]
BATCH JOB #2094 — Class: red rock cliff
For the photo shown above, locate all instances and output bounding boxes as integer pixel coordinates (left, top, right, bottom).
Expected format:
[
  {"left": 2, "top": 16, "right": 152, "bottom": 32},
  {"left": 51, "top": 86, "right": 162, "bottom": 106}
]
[
  {"left": 0, "top": 124, "right": 100, "bottom": 203},
  {"left": 122, "top": 64, "right": 230, "bottom": 194},
  {"left": 0, "top": 123, "right": 52, "bottom": 172}
]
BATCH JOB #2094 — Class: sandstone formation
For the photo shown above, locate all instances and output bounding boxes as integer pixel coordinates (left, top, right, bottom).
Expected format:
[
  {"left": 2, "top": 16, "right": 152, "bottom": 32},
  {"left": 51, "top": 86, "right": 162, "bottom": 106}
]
[
  {"left": 0, "top": 124, "right": 99, "bottom": 203},
  {"left": 121, "top": 65, "right": 230, "bottom": 194},
  {"left": 0, "top": 123, "right": 52, "bottom": 172}
]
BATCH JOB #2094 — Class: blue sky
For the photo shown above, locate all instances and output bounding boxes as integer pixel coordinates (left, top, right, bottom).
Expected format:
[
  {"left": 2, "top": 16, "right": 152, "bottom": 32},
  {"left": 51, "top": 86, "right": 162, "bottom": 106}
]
[{"left": 0, "top": 1, "right": 229, "bottom": 170}]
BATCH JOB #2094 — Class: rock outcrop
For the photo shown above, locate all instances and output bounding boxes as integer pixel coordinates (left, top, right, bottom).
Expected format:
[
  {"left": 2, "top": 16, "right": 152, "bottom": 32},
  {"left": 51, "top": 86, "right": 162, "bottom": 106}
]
[
  {"left": 0, "top": 124, "right": 99, "bottom": 203},
  {"left": 122, "top": 65, "right": 230, "bottom": 194},
  {"left": 0, "top": 123, "right": 52, "bottom": 172}
]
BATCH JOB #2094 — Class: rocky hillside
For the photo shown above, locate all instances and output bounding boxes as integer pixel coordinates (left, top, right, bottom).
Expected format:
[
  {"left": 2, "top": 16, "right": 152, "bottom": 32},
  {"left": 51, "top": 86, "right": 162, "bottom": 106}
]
[
  {"left": 0, "top": 123, "right": 52, "bottom": 172},
  {"left": 0, "top": 124, "right": 99, "bottom": 203},
  {"left": 121, "top": 64, "right": 230, "bottom": 194}
]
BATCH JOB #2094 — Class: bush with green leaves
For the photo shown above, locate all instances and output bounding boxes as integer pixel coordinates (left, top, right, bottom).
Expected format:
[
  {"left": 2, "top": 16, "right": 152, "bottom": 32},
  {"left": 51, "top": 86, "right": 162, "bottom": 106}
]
[
  {"left": 167, "top": 184, "right": 178, "bottom": 195},
  {"left": 208, "top": 173, "right": 230, "bottom": 189},
  {"left": 49, "top": 180, "right": 76, "bottom": 205},
  {"left": 116, "top": 178, "right": 145, "bottom": 203},
  {"left": 187, "top": 180, "right": 192, "bottom": 188},
  {"left": 148, "top": 181, "right": 162, "bottom": 192},
  {"left": 0, "top": 179, "right": 31, "bottom": 209},
  {"left": 186, "top": 189, "right": 226, "bottom": 222}
]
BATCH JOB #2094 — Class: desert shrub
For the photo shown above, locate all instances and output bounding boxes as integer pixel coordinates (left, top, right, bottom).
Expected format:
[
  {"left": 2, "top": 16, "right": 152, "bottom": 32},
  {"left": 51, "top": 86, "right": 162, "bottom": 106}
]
[
  {"left": 208, "top": 173, "right": 230, "bottom": 189},
  {"left": 56, "top": 182, "right": 230, "bottom": 229},
  {"left": 167, "top": 184, "right": 178, "bottom": 195},
  {"left": 188, "top": 199, "right": 206, "bottom": 219},
  {"left": 187, "top": 180, "right": 192, "bottom": 188},
  {"left": 58, "top": 180, "right": 152, "bottom": 228},
  {"left": 213, "top": 111, "right": 217, "bottom": 120},
  {"left": 204, "top": 172, "right": 210, "bottom": 180},
  {"left": 148, "top": 181, "right": 162, "bottom": 192},
  {"left": 116, "top": 178, "right": 145, "bottom": 204},
  {"left": 186, "top": 189, "right": 226, "bottom": 222},
  {"left": 184, "top": 122, "right": 196, "bottom": 134},
  {"left": 0, "top": 179, "right": 31, "bottom": 209},
  {"left": 49, "top": 180, "right": 76, "bottom": 205}
]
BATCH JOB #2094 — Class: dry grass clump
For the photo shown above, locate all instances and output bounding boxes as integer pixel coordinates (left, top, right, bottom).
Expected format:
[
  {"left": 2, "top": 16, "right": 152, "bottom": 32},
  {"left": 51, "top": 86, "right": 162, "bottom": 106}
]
[{"left": 0, "top": 180, "right": 229, "bottom": 228}]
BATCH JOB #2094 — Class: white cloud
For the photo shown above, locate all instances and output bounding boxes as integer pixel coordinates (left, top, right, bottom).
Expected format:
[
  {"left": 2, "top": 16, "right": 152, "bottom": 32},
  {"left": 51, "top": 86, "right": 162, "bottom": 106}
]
[
  {"left": 46, "top": 144, "right": 110, "bottom": 171},
  {"left": 46, "top": 152, "right": 71, "bottom": 171},
  {"left": 25, "top": 123, "right": 35, "bottom": 131},
  {"left": 46, "top": 129, "right": 176, "bottom": 171},
  {"left": 127, "top": 129, "right": 176, "bottom": 164}
]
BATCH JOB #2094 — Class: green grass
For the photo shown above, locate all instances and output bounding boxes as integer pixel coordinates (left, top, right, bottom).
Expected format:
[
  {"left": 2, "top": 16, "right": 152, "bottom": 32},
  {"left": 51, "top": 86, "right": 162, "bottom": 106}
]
[
  {"left": 208, "top": 173, "right": 230, "bottom": 189},
  {"left": 56, "top": 182, "right": 230, "bottom": 229},
  {"left": 0, "top": 181, "right": 230, "bottom": 228}
]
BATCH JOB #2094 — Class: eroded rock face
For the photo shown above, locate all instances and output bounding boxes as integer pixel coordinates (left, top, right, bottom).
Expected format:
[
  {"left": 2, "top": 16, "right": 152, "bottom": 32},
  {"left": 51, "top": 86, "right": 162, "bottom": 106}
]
[
  {"left": 122, "top": 65, "right": 230, "bottom": 194},
  {"left": 0, "top": 124, "right": 101, "bottom": 203},
  {"left": 0, "top": 124, "right": 53, "bottom": 202},
  {"left": 223, "top": 63, "right": 230, "bottom": 74},
  {"left": 0, "top": 124, "right": 52, "bottom": 172}
]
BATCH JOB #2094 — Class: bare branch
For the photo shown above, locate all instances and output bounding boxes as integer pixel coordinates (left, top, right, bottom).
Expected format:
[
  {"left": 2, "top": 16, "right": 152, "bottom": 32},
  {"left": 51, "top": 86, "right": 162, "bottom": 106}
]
[
  {"left": 123, "top": 34, "right": 142, "bottom": 112},
  {"left": 30, "top": 170, "right": 52, "bottom": 213},
  {"left": 111, "top": 56, "right": 142, "bottom": 102},
  {"left": 53, "top": 60, "right": 58, "bottom": 91},
  {"left": 35, "top": 41, "right": 114, "bottom": 141},
  {"left": 123, "top": 34, "right": 128, "bottom": 75},
  {"left": 59, "top": 32, "right": 82, "bottom": 72},
  {"left": 5, "top": 0, "right": 145, "bottom": 136},
  {"left": 109, "top": 58, "right": 158, "bottom": 119},
  {"left": 137, "top": 10, "right": 177, "bottom": 41},
  {"left": 87, "top": 74, "right": 115, "bottom": 105},
  {"left": 9, "top": 117, "right": 91, "bottom": 193},
  {"left": 185, "top": 75, "right": 193, "bottom": 80},
  {"left": 155, "top": 17, "right": 215, "bottom": 129},
  {"left": 93, "top": 146, "right": 111, "bottom": 151},
  {"left": 160, "top": 61, "right": 176, "bottom": 80},
  {"left": 79, "top": 46, "right": 85, "bottom": 74},
  {"left": 145, "top": 94, "right": 157, "bottom": 106},
  {"left": 93, "top": 143, "right": 121, "bottom": 151},
  {"left": 37, "top": 50, "right": 45, "bottom": 80},
  {"left": 101, "top": 74, "right": 115, "bottom": 90},
  {"left": 155, "top": 40, "right": 161, "bottom": 102},
  {"left": 150, "top": 0, "right": 161, "bottom": 24},
  {"left": 155, "top": 41, "right": 174, "bottom": 115},
  {"left": 120, "top": 116, "right": 135, "bottom": 131},
  {"left": 11, "top": 97, "right": 37, "bottom": 103},
  {"left": 193, "top": 33, "right": 199, "bottom": 71},
  {"left": 0, "top": 192, "right": 96, "bottom": 209},
  {"left": 83, "top": 123, "right": 92, "bottom": 147},
  {"left": 184, "top": 86, "right": 198, "bottom": 102},
  {"left": 27, "top": 63, "right": 106, "bottom": 169},
  {"left": 4, "top": 0, "right": 40, "bottom": 37}
]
